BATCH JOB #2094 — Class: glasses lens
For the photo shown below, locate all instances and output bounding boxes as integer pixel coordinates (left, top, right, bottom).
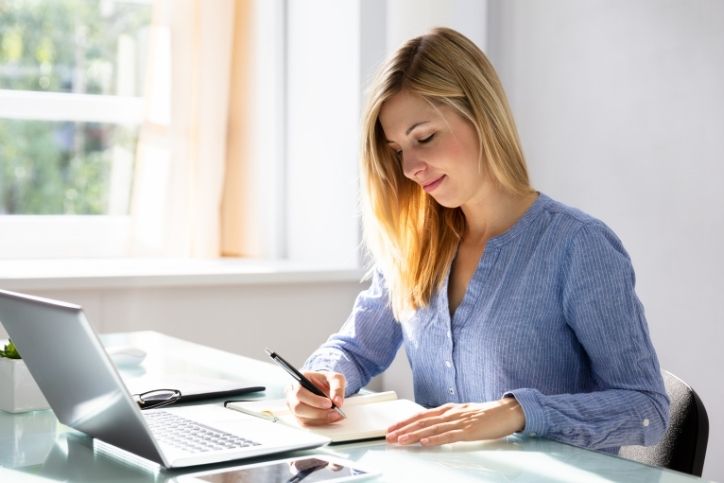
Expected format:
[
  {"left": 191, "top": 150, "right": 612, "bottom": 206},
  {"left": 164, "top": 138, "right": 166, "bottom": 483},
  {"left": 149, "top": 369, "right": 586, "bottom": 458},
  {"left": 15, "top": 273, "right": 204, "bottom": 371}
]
[{"left": 138, "top": 389, "right": 180, "bottom": 409}]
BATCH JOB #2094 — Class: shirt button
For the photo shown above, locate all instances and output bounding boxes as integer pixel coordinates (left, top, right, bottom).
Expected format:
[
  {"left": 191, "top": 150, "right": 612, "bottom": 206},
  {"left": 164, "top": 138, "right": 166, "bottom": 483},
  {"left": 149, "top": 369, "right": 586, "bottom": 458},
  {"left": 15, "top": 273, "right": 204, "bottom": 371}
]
[
  {"left": 642, "top": 419, "right": 650, "bottom": 427},
  {"left": 530, "top": 432, "right": 537, "bottom": 437},
  {"left": 448, "top": 387, "right": 454, "bottom": 395},
  {"left": 445, "top": 360, "right": 452, "bottom": 368},
  {"left": 447, "top": 331, "right": 451, "bottom": 338}
]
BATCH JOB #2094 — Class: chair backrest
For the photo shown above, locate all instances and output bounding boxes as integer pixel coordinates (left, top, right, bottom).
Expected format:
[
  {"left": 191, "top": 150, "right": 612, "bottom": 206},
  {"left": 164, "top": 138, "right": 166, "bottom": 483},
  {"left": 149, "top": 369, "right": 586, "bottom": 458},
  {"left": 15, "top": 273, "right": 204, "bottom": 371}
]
[{"left": 618, "top": 370, "right": 709, "bottom": 476}]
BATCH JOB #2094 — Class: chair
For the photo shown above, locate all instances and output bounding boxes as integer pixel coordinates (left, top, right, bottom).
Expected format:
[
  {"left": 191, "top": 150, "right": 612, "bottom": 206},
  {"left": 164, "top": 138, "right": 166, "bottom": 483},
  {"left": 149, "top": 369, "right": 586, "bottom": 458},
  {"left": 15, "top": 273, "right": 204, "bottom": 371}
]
[{"left": 618, "top": 370, "right": 709, "bottom": 476}]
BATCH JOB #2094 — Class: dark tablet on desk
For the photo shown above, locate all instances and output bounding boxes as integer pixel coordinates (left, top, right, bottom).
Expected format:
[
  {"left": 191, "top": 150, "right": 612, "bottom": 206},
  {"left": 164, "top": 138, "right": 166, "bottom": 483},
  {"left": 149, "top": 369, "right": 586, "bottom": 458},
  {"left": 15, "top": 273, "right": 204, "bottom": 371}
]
[{"left": 176, "top": 455, "right": 379, "bottom": 483}]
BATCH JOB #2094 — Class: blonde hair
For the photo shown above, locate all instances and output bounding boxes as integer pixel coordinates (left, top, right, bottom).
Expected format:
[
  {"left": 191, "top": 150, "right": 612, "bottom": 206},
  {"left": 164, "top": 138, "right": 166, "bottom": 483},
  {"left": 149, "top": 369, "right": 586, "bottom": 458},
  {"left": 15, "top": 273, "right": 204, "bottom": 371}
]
[{"left": 360, "top": 27, "right": 533, "bottom": 319}]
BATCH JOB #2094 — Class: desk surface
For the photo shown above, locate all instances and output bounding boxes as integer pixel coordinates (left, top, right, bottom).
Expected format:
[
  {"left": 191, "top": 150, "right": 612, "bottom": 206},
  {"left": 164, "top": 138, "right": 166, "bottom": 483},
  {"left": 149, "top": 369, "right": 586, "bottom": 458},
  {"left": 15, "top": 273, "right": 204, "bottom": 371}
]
[{"left": 0, "top": 331, "right": 707, "bottom": 482}]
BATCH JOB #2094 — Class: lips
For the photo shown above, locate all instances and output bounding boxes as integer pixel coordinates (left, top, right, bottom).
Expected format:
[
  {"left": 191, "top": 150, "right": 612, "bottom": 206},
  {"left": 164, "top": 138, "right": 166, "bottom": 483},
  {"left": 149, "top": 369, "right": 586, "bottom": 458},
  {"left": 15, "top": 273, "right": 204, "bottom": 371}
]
[{"left": 422, "top": 175, "right": 445, "bottom": 193}]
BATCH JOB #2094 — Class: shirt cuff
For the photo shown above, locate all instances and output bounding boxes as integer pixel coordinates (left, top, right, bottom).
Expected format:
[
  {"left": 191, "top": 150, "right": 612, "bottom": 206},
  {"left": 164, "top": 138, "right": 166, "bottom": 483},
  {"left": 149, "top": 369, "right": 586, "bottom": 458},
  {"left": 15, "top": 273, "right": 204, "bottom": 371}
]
[{"left": 504, "top": 388, "right": 547, "bottom": 437}]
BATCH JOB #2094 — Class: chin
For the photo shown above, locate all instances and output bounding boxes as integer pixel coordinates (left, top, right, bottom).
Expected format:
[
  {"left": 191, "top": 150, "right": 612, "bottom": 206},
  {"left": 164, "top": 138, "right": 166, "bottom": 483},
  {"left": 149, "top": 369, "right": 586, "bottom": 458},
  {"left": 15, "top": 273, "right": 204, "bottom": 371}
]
[{"left": 429, "top": 195, "right": 461, "bottom": 209}]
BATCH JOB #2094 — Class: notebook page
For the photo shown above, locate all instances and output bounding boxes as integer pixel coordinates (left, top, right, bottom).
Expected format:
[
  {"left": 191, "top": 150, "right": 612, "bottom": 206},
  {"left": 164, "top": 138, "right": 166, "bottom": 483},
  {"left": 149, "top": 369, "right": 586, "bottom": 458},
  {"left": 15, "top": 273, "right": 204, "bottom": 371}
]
[
  {"left": 226, "top": 391, "right": 424, "bottom": 442},
  {"left": 300, "top": 398, "right": 425, "bottom": 442},
  {"left": 227, "top": 390, "right": 399, "bottom": 418}
]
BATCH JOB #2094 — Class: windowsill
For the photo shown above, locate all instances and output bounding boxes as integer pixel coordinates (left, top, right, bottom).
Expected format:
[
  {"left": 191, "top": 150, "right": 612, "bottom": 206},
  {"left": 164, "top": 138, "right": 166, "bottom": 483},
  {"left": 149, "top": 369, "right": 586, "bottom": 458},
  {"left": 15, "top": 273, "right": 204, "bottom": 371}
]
[{"left": 0, "top": 258, "right": 365, "bottom": 291}]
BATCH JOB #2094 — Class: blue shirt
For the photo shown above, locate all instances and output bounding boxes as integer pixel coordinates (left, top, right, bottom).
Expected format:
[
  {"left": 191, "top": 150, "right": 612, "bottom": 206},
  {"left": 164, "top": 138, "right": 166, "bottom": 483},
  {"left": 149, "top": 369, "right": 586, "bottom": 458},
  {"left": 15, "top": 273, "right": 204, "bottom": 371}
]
[{"left": 304, "top": 193, "right": 669, "bottom": 452}]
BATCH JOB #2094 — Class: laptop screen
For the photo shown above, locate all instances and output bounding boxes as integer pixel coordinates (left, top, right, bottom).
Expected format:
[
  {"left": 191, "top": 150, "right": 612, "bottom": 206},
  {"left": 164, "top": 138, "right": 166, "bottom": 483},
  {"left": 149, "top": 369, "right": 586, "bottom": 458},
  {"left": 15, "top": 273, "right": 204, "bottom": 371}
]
[{"left": 0, "top": 289, "right": 165, "bottom": 466}]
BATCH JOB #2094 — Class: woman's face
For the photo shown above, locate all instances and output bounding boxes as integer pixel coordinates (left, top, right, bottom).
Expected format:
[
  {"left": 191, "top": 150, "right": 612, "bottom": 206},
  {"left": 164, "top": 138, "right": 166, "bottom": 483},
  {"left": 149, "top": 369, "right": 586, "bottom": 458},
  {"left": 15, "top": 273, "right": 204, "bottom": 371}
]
[{"left": 379, "top": 89, "right": 486, "bottom": 209}]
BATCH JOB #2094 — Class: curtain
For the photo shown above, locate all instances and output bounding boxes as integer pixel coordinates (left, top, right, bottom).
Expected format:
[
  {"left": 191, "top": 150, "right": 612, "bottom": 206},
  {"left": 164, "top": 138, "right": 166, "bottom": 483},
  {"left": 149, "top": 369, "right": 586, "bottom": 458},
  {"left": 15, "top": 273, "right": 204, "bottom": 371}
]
[
  {"left": 130, "top": 0, "right": 250, "bottom": 258},
  {"left": 221, "top": 0, "right": 254, "bottom": 257}
]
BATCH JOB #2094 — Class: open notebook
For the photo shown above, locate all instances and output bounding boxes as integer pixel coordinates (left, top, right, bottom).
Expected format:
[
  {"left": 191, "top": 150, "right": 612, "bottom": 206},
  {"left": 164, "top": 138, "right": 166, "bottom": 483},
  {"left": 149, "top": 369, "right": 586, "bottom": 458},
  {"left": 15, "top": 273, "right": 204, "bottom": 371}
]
[{"left": 225, "top": 391, "right": 424, "bottom": 443}]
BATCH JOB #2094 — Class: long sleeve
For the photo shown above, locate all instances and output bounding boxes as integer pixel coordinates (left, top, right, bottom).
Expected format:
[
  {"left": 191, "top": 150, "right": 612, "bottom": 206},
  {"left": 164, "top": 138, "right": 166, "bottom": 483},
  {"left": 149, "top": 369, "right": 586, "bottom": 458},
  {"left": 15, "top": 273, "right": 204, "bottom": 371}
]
[
  {"left": 303, "top": 270, "right": 403, "bottom": 396},
  {"left": 506, "top": 221, "right": 669, "bottom": 450}
]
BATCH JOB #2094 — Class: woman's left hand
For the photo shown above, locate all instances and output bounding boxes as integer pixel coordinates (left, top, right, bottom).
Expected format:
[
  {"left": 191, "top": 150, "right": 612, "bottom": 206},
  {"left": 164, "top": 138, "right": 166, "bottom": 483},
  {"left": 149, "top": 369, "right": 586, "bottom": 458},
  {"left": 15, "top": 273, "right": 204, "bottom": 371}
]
[{"left": 386, "top": 397, "right": 526, "bottom": 446}]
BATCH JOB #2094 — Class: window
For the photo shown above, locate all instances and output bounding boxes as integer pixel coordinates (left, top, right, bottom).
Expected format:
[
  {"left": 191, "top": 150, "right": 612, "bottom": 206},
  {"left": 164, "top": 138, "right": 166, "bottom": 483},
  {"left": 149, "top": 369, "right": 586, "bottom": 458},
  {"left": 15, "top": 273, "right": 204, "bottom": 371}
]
[
  {"left": 0, "top": 0, "right": 150, "bottom": 215},
  {"left": 0, "top": 0, "right": 367, "bottom": 264},
  {"left": 0, "top": 0, "right": 151, "bottom": 257}
]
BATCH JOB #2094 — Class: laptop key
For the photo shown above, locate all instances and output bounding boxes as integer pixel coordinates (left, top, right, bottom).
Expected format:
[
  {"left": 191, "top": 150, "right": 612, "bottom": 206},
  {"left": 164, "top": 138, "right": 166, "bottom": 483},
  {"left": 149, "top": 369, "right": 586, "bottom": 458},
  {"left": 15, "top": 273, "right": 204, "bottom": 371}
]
[{"left": 145, "top": 411, "right": 260, "bottom": 453}]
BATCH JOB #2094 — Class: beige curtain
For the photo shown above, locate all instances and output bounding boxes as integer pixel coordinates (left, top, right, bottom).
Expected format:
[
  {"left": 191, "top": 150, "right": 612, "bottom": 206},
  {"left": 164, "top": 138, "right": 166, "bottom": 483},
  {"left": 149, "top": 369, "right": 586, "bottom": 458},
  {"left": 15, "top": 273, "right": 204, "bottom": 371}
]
[
  {"left": 221, "top": 1, "right": 253, "bottom": 257},
  {"left": 130, "top": 0, "right": 251, "bottom": 257}
]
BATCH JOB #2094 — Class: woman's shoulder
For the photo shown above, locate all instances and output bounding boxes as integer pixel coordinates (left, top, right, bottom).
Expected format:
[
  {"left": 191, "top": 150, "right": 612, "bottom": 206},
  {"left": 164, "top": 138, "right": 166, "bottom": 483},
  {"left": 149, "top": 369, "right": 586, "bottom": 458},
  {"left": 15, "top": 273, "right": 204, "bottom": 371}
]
[
  {"left": 536, "top": 193, "right": 626, "bottom": 254},
  {"left": 537, "top": 193, "right": 597, "bottom": 225},
  {"left": 537, "top": 193, "right": 613, "bottom": 233}
]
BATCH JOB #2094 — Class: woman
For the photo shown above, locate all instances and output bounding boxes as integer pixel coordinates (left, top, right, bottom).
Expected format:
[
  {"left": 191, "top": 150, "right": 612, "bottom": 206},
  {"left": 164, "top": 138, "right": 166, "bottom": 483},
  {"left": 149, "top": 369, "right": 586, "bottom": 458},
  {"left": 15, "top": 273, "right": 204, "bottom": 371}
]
[{"left": 287, "top": 27, "right": 668, "bottom": 452}]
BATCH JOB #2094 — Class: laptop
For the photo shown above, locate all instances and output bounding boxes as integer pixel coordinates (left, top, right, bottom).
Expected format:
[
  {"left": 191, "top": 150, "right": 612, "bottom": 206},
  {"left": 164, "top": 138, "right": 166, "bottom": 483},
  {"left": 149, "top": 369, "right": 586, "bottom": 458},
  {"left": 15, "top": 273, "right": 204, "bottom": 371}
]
[{"left": 0, "top": 289, "right": 330, "bottom": 468}]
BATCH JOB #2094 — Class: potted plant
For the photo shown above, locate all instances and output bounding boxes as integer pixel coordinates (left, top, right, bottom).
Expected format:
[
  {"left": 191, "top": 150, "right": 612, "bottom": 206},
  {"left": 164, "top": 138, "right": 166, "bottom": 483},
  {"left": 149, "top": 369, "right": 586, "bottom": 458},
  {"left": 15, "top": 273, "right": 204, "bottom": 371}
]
[{"left": 0, "top": 340, "right": 49, "bottom": 413}]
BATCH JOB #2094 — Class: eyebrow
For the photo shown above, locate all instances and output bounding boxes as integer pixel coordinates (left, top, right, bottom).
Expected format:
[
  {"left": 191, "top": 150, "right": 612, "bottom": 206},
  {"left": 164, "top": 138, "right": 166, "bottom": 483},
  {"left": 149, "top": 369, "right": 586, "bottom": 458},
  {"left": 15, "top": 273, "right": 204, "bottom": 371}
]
[
  {"left": 405, "top": 121, "right": 429, "bottom": 135},
  {"left": 385, "top": 121, "right": 431, "bottom": 144}
]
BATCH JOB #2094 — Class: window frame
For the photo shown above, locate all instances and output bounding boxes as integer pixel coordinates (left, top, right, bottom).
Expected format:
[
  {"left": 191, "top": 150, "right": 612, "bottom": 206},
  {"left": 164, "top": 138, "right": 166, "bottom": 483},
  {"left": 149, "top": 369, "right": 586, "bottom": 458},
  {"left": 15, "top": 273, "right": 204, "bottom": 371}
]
[
  {"left": 0, "top": 89, "right": 143, "bottom": 259},
  {"left": 1, "top": 0, "right": 371, "bottom": 265}
]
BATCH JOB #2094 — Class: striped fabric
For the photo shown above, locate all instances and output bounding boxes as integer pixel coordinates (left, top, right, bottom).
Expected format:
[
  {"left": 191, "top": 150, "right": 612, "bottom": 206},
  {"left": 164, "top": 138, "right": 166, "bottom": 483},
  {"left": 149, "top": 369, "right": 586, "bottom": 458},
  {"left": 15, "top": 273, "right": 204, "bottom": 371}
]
[{"left": 305, "top": 193, "right": 669, "bottom": 452}]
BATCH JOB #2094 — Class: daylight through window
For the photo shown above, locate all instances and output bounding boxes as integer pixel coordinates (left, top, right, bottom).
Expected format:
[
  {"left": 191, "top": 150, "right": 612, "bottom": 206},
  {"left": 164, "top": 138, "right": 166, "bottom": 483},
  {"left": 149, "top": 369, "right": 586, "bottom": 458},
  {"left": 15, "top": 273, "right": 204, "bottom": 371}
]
[{"left": 0, "top": 0, "right": 151, "bottom": 215}]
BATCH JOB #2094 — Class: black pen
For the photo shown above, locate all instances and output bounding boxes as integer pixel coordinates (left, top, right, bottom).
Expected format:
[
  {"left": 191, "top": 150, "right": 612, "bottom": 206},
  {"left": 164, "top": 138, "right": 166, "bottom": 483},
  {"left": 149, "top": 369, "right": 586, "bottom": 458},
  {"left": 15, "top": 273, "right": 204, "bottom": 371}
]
[{"left": 265, "top": 348, "right": 346, "bottom": 418}]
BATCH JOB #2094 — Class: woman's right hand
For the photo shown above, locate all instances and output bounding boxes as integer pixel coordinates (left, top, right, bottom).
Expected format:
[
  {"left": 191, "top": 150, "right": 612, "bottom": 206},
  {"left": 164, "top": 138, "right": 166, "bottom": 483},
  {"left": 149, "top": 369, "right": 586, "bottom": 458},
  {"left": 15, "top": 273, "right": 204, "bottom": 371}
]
[{"left": 285, "top": 370, "right": 346, "bottom": 426}]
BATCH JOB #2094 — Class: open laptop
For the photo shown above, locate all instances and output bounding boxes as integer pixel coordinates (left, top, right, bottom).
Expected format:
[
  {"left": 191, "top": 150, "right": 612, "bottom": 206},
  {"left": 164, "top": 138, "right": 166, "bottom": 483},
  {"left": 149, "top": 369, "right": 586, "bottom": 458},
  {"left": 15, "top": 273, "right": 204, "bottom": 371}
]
[{"left": 0, "top": 289, "right": 330, "bottom": 468}]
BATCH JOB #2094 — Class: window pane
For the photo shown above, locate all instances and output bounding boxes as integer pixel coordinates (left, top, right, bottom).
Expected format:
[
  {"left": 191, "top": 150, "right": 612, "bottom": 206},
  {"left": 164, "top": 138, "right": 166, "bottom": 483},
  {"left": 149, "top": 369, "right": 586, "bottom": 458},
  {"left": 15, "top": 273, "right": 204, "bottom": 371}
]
[
  {"left": 0, "top": 119, "right": 137, "bottom": 215},
  {"left": 0, "top": 0, "right": 151, "bottom": 96}
]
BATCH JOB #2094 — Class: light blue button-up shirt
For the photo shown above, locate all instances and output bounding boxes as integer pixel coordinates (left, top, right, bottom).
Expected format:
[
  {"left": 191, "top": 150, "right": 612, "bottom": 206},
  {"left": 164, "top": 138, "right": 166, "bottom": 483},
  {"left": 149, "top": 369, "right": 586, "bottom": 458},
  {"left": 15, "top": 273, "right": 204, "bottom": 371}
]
[{"left": 305, "top": 193, "right": 669, "bottom": 452}]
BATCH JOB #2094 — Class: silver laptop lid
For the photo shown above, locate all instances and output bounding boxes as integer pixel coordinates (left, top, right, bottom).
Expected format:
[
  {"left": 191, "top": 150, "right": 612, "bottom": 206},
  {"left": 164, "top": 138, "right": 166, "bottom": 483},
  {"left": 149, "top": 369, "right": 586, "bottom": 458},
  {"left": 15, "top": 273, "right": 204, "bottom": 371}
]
[{"left": 0, "top": 289, "right": 167, "bottom": 466}]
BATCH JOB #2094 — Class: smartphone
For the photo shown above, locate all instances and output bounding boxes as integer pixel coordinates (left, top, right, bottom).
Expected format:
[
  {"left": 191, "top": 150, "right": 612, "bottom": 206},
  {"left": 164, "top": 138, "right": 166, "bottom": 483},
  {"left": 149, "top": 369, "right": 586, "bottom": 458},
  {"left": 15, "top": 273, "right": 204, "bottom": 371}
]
[{"left": 175, "top": 455, "right": 380, "bottom": 483}]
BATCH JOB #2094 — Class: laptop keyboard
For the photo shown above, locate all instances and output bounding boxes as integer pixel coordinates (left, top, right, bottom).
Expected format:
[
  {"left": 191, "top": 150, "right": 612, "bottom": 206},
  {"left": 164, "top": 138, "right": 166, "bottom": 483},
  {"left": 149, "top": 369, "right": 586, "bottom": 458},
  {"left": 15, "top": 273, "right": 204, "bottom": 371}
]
[{"left": 145, "top": 411, "right": 260, "bottom": 453}]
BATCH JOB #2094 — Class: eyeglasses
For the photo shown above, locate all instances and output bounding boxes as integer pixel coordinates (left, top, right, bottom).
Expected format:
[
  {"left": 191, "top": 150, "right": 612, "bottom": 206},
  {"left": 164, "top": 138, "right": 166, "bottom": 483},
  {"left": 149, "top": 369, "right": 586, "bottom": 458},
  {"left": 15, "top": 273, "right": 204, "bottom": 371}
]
[{"left": 133, "top": 388, "right": 182, "bottom": 410}]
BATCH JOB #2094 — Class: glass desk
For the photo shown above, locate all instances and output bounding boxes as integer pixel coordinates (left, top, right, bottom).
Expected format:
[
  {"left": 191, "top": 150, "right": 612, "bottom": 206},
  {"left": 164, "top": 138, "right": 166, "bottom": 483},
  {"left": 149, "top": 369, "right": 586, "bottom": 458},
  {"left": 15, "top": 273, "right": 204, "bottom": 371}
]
[{"left": 0, "top": 331, "right": 707, "bottom": 482}]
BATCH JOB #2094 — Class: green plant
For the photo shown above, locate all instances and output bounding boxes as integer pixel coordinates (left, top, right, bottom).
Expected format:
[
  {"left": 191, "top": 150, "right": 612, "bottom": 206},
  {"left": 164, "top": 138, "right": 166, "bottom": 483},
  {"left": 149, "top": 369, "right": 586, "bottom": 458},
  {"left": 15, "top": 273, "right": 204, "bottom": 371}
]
[{"left": 0, "top": 340, "right": 21, "bottom": 359}]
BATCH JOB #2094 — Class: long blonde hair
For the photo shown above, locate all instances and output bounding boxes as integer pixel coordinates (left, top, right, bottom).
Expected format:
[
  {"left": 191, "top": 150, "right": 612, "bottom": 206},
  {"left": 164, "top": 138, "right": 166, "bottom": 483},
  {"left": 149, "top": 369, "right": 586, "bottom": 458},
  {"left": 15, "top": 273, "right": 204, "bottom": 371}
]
[{"left": 361, "top": 27, "right": 533, "bottom": 319}]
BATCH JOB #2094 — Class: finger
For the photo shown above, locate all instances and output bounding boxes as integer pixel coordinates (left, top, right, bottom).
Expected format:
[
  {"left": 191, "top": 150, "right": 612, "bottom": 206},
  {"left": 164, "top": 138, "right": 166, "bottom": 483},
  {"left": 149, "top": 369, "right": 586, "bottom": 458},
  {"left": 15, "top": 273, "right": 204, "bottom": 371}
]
[
  {"left": 395, "top": 420, "right": 462, "bottom": 445},
  {"left": 295, "top": 372, "right": 335, "bottom": 409},
  {"left": 286, "top": 373, "right": 343, "bottom": 423},
  {"left": 387, "top": 411, "right": 457, "bottom": 442},
  {"left": 302, "top": 371, "right": 333, "bottom": 394},
  {"left": 290, "top": 398, "right": 334, "bottom": 418},
  {"left": 292, "top": 387, "right": 335, "bottom": 414},
  {"left": 386, "top": 405, "right": 450, "bottom": 433},
  {"left": 326, "top": 372, "right": 346, "bottom": 407},
  {"left": 420, "top": 429, "right": 467, "bottom": 446},
  {"left": 290, "top": 398, "right": 343, "bottom": 424},
  {"left": 295, "top": 409, "right": 344, "bottom": 426}
]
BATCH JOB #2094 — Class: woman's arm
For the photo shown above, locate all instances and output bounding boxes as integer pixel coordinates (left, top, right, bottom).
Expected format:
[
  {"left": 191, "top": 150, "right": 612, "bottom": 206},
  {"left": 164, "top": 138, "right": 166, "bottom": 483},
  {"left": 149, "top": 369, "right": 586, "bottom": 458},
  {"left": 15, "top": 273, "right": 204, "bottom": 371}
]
[
  {"left": 303, "top": 269, "right": 403, "bottom": 396},
  {"left": 508, "top": 221, "right": 669, "bottom": 449}
]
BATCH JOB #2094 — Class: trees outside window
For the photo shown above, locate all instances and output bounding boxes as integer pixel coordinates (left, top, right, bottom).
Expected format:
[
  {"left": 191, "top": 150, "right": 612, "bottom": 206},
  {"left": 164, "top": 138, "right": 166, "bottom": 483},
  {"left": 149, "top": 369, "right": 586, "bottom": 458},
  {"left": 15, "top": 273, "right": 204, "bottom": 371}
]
[{"left": 0, "top": 0, "right": 151, "bottom": 216}]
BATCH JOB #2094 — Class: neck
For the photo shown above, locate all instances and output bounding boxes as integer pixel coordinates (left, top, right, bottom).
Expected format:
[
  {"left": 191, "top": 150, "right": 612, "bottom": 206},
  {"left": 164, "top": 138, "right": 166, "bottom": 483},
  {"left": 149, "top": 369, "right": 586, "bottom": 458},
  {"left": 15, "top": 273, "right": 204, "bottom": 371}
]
[{"left": 460, "top": 187, "right": 538, "bottom": 245}]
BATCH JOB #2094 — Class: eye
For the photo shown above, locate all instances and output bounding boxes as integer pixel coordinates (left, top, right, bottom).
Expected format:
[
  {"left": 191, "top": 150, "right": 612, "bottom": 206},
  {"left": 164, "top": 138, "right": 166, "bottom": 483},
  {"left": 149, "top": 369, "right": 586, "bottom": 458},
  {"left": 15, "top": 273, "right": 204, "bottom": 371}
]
[{"left": 418, "top": 133, "right": 435, "bottom": 144}]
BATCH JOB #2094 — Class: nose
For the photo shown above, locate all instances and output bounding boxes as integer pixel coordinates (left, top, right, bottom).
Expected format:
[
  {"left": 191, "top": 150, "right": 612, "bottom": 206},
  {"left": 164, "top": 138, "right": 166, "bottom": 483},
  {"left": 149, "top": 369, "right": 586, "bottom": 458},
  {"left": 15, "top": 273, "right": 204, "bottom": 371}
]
[{"left": 401, "top": 151, "right": 426, "bottom": 180}]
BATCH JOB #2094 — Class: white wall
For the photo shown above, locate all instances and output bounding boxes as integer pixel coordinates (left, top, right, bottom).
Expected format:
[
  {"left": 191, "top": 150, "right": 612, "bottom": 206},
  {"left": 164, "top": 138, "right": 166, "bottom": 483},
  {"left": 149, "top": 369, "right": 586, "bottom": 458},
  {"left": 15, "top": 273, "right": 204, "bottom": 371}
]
[
  {"left": 286, "top": 0, "right": 362, "bottom": 266},
  {"left": 486, "top": 1, "right": 724, "bottom": 479},
  {"left": 386, "top": 0, "right": 487, "bottom": 53}
]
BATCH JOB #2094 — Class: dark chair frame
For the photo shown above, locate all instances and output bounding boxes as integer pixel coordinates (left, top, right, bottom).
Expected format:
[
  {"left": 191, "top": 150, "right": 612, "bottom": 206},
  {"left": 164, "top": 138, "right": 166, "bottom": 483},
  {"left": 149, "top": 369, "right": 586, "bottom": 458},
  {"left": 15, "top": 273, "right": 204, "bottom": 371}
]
[{"left": 619, "top": 370, "right": 709, "bottom": 477}]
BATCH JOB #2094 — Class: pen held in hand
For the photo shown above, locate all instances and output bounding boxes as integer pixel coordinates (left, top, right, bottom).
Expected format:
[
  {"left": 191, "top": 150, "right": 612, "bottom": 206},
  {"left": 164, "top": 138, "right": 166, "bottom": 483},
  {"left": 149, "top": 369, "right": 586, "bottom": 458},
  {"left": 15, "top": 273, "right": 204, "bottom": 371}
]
[{"left": 265, "top": 348, "right": 346, "bottom": 418}]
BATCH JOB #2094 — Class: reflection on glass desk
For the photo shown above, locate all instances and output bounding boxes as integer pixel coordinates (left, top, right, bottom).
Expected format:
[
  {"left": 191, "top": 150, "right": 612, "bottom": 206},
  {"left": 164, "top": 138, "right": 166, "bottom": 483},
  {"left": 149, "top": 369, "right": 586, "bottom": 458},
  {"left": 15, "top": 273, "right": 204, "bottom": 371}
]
[{"left": 0, "top": 331, "right": 709, "bottom": 482}]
